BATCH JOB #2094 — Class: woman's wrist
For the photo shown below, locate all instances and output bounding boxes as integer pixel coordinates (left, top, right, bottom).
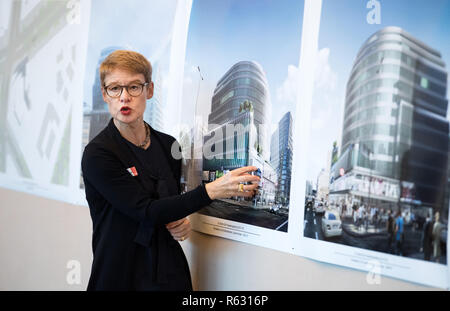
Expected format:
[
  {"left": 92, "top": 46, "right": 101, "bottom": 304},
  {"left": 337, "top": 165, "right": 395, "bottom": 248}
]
[{"left": 204, "top": 182, "right": 218, "bottom": 201}]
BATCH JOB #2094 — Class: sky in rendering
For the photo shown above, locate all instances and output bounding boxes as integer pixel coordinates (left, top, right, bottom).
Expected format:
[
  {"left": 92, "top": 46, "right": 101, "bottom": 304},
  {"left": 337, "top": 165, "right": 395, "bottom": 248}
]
[
  {"left": 182, "top": 0, "right": 305, "bottom": 133},
  {"left": 307, "top": 0, "right": 450, "bottom": 183}
]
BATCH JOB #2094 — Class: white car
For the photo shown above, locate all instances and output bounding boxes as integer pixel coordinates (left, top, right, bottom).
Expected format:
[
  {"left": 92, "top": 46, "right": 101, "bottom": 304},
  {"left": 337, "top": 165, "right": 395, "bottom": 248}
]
[
  {"left": 321, "top": 211, "right": 342, "bottom": 238},
  {"left": 314, "top": 202, "right": 325, "bottom": 215}
]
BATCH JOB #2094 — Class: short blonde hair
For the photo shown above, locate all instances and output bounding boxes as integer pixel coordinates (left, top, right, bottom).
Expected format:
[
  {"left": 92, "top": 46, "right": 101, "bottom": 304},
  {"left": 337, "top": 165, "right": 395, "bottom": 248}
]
[{"left": 99, "top": 50, "right": 152, "bottom": 86}]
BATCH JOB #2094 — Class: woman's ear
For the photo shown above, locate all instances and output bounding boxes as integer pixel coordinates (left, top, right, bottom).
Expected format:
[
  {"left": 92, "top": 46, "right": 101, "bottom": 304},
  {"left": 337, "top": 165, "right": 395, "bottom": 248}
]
[
  {"left": 146, "top": 81, "right": 154, "bottom": 100},
  {"left": 101, "top": 87, "right": 109, "bottom": 103}
]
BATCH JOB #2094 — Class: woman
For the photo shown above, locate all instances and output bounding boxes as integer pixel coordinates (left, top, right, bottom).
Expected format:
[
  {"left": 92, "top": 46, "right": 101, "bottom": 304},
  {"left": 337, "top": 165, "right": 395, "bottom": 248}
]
[{"left": 81, "top": 50, "right": 260, "bottom": 290}]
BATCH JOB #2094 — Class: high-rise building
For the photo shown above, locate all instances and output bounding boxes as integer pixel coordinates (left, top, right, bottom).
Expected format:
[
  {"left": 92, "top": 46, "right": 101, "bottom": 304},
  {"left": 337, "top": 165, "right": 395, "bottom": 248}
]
[
  {"left": 330, "top": 26, "right": 448, "bottom": 211},
  {"left": 202, "top": 109, "right": 277, "bottom": 208},
  {"left": 208, "top": 61, "right": 271, "bottom": 160},
  {"left": 202, "top": 61, "right": 278, "bottom": 208},
  {"left": 144, "top": 66, "right": 164, "bottom": 131},
  {"left": 89, "top": 46, "right": 125, "bottom": 141},
  {"left": 270, "top": 111, "right": 293, "bottom": 205},
  {"left": 317, "top": 168, "right": 330, "bottom": 203},
  {"left": 203, "top": 111, "right": 257, "bottom": 172}
]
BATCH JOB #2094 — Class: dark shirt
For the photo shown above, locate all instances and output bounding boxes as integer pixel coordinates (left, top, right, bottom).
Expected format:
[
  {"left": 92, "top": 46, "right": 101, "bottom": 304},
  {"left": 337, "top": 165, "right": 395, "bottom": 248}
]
[
  {"left": 124, "top": 128, "right": 176, "bottom": 199},
  {"left": 387, "top": 215, "right": 394, "bottom": 233},
  {"left": 81, "top": 118, "right": 212, "bottom": 290}
]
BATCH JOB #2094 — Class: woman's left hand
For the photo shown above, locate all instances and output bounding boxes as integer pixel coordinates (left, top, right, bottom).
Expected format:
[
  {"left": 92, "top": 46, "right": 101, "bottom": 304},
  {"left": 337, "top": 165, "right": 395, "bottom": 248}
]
[{"left": 166, "top": 217, "right": 191, "bottom": 242}]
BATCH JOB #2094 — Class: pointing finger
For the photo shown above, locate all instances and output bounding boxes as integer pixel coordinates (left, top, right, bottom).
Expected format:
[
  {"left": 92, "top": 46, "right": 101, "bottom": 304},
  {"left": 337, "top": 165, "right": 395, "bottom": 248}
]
[
  {"left": 231, "top": 166, "right": 258, "bottom": 176},
  {"left": 236, "top": 174, "right": 260, "bottom": 184}
]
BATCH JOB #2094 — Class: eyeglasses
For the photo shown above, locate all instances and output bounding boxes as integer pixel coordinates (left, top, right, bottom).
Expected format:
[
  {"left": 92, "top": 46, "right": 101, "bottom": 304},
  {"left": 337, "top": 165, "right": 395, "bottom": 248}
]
[{"left": 104, "top": 82, "right": 149, "bottom": 98}]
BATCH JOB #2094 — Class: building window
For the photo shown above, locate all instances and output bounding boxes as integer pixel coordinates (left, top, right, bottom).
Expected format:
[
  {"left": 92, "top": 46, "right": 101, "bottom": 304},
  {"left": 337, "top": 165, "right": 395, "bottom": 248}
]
[
  {"left": 420, "top": 77, "right": 429, "bottom": 89},
  {"left": 220, "top": 90, "right": 234, "bottom": 105}
]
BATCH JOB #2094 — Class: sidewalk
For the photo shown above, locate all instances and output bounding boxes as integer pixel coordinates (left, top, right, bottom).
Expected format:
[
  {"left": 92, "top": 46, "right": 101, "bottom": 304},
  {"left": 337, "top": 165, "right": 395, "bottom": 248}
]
[
  {"left": 220, "top": 198, "right": 283, "bottom": 211},
  {"left": 342, "top": 217, "right": 387, "bottom": 238}
]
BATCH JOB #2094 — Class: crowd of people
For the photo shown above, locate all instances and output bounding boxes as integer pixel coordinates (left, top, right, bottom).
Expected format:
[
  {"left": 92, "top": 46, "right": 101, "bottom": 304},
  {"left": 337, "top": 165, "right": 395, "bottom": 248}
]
[{"left": 332, "top": 201, "right": 446, "bottom": 262}]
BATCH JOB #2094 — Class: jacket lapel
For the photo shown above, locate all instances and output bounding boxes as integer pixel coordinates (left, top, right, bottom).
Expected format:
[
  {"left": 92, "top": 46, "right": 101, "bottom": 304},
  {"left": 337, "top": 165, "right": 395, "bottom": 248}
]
[{"left": 148, "top": 125, "right": 182, "bottom": 195}]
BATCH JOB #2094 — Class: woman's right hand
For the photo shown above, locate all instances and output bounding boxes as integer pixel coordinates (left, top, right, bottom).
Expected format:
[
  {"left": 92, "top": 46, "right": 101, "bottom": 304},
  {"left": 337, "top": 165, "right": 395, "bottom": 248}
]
[{"left": 204, "top": 166, "right": 261, "bottom": 200}]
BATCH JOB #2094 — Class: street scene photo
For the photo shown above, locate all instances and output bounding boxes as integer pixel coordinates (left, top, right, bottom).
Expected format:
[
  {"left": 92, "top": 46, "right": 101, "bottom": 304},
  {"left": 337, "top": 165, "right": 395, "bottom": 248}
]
[
  {"left": 303, "top": 0, "right": 449, "bottom": 265},
  {"left": 181, "top": 0, "right": 305, "bottom": 232}
]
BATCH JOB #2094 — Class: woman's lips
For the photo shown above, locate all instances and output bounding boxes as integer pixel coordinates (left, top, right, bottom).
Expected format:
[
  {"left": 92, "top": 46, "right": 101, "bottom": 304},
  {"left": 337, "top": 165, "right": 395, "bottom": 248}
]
[{"left": 120, "top": 106, "right": 131, "bottom": 116}]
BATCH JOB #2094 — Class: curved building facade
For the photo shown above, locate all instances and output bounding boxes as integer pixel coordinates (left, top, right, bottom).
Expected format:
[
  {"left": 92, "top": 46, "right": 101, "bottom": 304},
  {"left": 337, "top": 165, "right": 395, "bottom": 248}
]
[
  {"left": 208, "top": 61, "right": 270, "bottom": 159},
  {"left": 334, "top": 26, "right": 448, "bottom": 209}
]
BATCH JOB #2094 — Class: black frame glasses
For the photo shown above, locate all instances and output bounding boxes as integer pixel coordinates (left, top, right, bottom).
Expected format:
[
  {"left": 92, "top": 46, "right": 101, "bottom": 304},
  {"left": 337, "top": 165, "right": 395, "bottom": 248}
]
[{"left": 104, "top": 82, "right": 149, "bottom": 98}]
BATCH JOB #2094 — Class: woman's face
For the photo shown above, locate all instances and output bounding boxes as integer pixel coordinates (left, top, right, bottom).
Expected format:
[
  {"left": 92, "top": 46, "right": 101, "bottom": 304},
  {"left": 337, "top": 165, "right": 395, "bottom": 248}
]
[{"left": 102, "top": 68, "right": 153, "bottom": 126}]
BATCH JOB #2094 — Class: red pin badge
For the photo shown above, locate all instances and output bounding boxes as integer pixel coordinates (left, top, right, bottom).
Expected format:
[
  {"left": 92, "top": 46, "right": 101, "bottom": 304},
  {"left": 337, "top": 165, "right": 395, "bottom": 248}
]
[{"left": 127, "top": 166, "right": 138, "bottom": 177}]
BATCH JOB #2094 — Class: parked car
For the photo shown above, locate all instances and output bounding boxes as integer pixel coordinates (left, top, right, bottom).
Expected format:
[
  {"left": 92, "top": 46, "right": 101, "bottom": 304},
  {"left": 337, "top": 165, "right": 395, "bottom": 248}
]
[
  {"left": 269, "top": 204, "right": 281, "bottom": 214},
  {"left": 321, "top": 211, "right": 342, "bottom": 238},
  {"left": 314, "top": 202, "right": 325, "bottom": 215}
]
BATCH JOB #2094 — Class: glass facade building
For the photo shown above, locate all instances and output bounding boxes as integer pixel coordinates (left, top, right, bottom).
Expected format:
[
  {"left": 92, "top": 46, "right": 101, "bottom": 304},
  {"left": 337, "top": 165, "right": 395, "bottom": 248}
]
[
  {"left": 208, "top": 61, "right": 270, "bottom": 160},
  {"left": 331, "top": 26, "right": 448, "bottom": 211},
  {"left": 203, "top": 111, "right": 255, "bottom": 171},
  {"left": 270, "top": 111, "right": 293, "bottom": 205},
  {"left": 143, "top": 66, "right": 164, "bottom": 131},
  {"left": 202, "top": 110, "right": 277, "bottom": 208},
  {"left": 202, "top": 61, "right": 278, "bottom": 208},
  {"left": 89, "top": 46, "right": 124, "bottom": 141}
]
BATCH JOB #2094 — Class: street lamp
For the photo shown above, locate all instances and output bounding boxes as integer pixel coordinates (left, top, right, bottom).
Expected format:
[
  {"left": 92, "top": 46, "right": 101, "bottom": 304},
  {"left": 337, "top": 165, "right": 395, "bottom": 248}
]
[
  {"left": 195, "top": 66, "right": 204, "bottom": 109},
  {"left": 189, "top": 66, "right": 204, "bottom": 190}
]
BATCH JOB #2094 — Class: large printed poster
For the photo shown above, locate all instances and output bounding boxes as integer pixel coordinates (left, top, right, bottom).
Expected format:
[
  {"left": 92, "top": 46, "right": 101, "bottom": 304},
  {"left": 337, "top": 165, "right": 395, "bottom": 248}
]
[
  {"left": 183, "top": 0, "right": 305, "bottom": 252},
  {"left": 0, "top": 0, "right": 190, "bottom": 205},
  {"left": 298, "top": 0, "right": 450, "bottom": 288},
  {"left": 0, "top": 0, "right": 90, "bottom": 202}
]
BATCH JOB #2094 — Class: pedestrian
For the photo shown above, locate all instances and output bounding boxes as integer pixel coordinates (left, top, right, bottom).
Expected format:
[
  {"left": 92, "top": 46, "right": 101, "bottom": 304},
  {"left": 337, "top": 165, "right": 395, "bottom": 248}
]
[
  {"left": 374, "top": 207, "right": 379, "bottom": 228},
  {"left": 386, "top": 210, "right": 394, "bottom": 253},
  {"left": 432, "top": 212, "right": 444, "bottom": 263},
  {"left": 420, "top": 214, "right": 433, "bottom": 261},
  {"left": 81, "top": 50, "right": 260, "bottom": 290},
  {"left": 364, "top": 209, "right": 369, "bottom": 231},
  {"left": 359, "top": 204, "right": 366, "bottom": 231},
  {"left": 394, "top": 211, "right": 404, "bottom": 256}
]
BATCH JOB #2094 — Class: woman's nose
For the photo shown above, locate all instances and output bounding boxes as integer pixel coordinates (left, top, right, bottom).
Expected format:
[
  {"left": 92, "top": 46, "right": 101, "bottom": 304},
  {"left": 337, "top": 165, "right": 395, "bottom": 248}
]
[{"left": 120, "top": 87, "right": 131, "bottom": 102}]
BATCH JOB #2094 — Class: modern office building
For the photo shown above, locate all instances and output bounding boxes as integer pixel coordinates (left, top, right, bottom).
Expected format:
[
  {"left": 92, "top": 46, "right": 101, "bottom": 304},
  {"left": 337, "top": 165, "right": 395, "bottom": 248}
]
[
  {"left": 208, "top": 61, "right": 271, "bottom": 160},
  {"left": 203, "top": 111, "right": 257, "bottom": 172},
  {"left": 270, "top": 111, "right": 294, "bottom": 205},
  {"left": 317, "top": 168, "right": 330, "bottom": 203},
  {"left": 305, "top": 180, "right": 314, "bottom": 197},
  {"left": 202, "top": 110, "right": 277, "bottom": 208},
  {"left": 202, "top": 61, "right": 279, "bottom": 208},
  {"left": 89, "top": 46, "right": 124, "bottom": 141},
  {"left": 143, "top": 66, "right": 164, "bottom": 131},
  {"left": 330, "top": 26, "right": 448, "bottom": 212}
]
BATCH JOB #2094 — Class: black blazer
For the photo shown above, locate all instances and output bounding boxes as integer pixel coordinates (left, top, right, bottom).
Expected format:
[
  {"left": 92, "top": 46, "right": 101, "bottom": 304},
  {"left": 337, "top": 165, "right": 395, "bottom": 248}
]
[{"left": 81, "top": 118, "right": 212, "bottom": 290}]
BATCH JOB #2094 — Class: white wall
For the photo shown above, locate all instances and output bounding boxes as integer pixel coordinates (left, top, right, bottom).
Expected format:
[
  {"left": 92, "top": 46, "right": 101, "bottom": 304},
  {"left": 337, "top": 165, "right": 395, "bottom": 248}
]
[{"left": 0, "top": 187, "right": 439, "bottom": 291}]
